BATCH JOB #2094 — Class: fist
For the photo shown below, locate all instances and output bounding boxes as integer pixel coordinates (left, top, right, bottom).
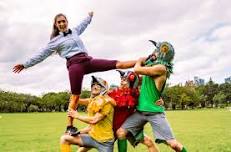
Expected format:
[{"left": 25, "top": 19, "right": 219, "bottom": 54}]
[{"left": 88, "top": 11, "right": 94, "bottom": 17}]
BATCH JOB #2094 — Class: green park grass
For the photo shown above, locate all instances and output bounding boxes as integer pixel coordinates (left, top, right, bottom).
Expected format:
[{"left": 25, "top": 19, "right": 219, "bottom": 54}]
[{"left": 0, "top": 109, "right": 230, "bottom": 152}]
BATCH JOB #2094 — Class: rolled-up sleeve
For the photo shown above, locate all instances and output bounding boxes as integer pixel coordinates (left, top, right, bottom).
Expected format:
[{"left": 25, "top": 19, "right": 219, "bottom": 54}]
[
  {"left": 74, "top": 16, "right": 92, "bottom": 35},
  {"left": 23, "top": 40, "right": 58, "bottom": 68}
]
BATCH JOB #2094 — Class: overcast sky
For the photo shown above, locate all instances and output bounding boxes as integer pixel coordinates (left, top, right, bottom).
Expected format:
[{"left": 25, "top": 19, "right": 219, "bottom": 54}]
[{"left": 0, "top": 0, "right": 230, "bottom": 96}]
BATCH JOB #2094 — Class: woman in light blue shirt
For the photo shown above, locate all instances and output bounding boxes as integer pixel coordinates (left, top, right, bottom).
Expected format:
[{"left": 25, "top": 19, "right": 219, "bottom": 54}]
[{"left": 13, "top": 11, "right": 136, "bottom": 135}]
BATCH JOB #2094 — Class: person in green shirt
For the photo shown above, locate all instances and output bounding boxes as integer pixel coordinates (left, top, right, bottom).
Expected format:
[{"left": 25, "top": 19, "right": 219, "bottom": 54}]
[{"left": 116, "top": 40, "right": 188, "bottom": 152}]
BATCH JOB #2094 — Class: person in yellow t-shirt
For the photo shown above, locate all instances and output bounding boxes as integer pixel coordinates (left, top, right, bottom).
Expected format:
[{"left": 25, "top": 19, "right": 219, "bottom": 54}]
[{"left": 60, "top": 76, "right": 116, "bottom": 152}]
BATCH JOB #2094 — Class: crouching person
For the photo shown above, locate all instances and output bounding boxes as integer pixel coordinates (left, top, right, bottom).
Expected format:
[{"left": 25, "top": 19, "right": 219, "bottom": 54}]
[{"left": 60, "top": 76, "right": 116, "bottom": 152}]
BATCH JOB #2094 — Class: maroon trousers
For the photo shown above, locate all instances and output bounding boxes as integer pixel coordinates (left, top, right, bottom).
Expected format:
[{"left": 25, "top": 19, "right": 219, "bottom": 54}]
[{"left": 66, "top": 53, "right": 117, "bottom": 95}]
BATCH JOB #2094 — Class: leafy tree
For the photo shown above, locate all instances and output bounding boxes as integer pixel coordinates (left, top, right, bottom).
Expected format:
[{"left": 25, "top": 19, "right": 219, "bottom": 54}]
[
  {"left": 219, "top": 83, "right": 231, "bottom": 105},
  {"left": 163, "top": 85, "right": 182, "bottom": 110},
  {"left": 204, "top": 78, "right": 219, "bottom": 107},
  {"left": 213, "top": 92, "right": 226, "bottom": 107}
]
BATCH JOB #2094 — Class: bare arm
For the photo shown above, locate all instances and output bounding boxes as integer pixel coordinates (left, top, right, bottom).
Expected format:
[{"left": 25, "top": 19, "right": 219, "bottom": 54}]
[
  {"left": 79, "top": 125, "right": 91, "bottom": 134},
  {"left": 68, "top": 110, "right": 105, "bottom": 124},
  {"left": 134, "top": 57, "right": 166, "bottom": 77},
  {"left": 116, "top": 60, "right": 137, "bottom": 69},
  {"left": 78, "top": 98, "right": 90, "bottom": 106}
]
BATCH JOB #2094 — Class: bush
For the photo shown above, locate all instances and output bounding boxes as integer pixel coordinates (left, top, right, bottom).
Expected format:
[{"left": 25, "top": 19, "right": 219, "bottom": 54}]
[{"left": 28, "top": 105, "right": 39, "bottom": 112}]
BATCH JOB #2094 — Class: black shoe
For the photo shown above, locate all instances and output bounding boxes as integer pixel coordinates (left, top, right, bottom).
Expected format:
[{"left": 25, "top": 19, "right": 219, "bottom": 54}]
[{"left": 65, "top": 126, "right": 80, "bottom": 136}]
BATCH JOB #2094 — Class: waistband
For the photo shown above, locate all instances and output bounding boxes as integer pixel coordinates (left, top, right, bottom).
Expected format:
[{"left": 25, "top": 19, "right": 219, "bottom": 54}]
[
  {"left": 66, "top": 52, "right": 88, "bottom": 61},
  {"left": 137, "top": 110, "right": 163, "bottom": 116}
]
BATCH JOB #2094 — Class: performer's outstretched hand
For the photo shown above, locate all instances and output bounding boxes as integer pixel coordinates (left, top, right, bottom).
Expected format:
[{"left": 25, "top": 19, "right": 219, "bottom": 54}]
[
  {"left": 88, "top": 11, "right": 94, "bottom": 17},
  {"left": 13, "top": 64, "right": 24, "bottom": 73}
]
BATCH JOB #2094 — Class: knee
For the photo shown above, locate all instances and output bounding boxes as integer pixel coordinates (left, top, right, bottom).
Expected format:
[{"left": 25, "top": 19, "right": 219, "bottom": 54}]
[
  {"left": 78, "top": 147, "right": 90, "bottom": 152},
  {"left": 60, "top": 135, "right": 68, "bottom": 144},
  {"left": 116, "top": 128, "right": 127, "bottom": 139},
  {"left": 143, "top": 136, "right": 154, "bottom": 147},
  {"left": 167, "top": 140, "right": 182, "bottom": 151}
]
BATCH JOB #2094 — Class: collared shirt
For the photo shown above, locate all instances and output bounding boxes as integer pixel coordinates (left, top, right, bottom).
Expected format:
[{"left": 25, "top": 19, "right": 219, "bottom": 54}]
[{"left": 23, "top": 16, "right": 92, "bottom": 68}]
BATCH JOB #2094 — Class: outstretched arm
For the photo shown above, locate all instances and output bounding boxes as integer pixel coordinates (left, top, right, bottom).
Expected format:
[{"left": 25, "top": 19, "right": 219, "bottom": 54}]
[
  {"left": 13, "top": 40, "right": 58, "bottom": 73},
  {"left": 116, "top": 60, "right": 137, "bottom": 69},
  {"left": 78, "top": 98, "right": 90, "bottom": 106},
  {"left": 74, "top": 12, "right": 93, "bottom": 35},
  {"left": 68, "top": 102, "right": 112, "bottom": 124}
]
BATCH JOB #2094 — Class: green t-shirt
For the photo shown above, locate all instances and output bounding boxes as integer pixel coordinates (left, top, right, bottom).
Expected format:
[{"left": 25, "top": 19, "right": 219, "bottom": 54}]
[{"left": 137, "top": 75, "right": 164, "bottom": 113}]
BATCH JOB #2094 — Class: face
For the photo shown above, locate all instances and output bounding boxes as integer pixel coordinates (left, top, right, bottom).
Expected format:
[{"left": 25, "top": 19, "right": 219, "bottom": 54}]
[
  {"left": 91, "top": 83, "right": 101, "bottom": 96},
  {"left": 120, "top": 77, "right": 129, "bottom": 88},
  {"left": 55, "top": 16, "right": 68, "bottom": 32}
]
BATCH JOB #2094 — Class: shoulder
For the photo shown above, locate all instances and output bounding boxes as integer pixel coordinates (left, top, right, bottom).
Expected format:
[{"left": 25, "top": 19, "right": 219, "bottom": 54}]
[
  {"left": 71, "top": 28, "right": 78, "bottom": 34},
  {"left": 151, "top": 64, "right": 167, "bottom": 75},
  {"left": 95, "top": 95, "right": 108, "bottom": 106},
  {"left": 49, "top": 35, "right": 62, "bottom": 44},
  {"left": 89, "top": 95, "right": 114, "bottom": 111}
]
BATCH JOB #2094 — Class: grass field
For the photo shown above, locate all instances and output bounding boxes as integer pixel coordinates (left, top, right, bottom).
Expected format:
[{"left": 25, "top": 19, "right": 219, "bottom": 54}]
[{"left": 0, "top": 109, "right": 231, "bottom": 152}]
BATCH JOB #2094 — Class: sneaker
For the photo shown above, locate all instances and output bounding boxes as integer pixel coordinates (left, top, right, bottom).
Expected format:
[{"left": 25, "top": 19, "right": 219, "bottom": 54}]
[{"left": 65, "top": 126, "right": 80, "bottom": 136}]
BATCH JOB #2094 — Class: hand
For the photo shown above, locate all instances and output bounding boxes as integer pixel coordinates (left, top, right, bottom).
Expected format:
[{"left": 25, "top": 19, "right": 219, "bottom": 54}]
[
  {"left": 147, "top": 54, "right": 157, "bottom": 61},
  {"left": 13, "top": 64, "right": 25, "bottom": 73},
  {"left": 155, "top": 98, "right": 164, "bottom": 106},
  {"left": 88, "top": 11, "right": 94, "bottom": 17},
  {"left": 67, "top": 110, "right": 79, "bottom": 119}
]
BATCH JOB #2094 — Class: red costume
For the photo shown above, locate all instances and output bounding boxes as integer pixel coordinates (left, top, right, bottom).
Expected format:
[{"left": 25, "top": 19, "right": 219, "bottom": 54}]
[{"left": 108, "top": 70, "right": 140, "bottom": 135}]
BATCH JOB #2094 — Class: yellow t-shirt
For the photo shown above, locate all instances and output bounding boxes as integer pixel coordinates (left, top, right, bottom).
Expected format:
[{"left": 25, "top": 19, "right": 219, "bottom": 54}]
[{"left": 87, "top": 95, "right": 114, "bottom": 142}]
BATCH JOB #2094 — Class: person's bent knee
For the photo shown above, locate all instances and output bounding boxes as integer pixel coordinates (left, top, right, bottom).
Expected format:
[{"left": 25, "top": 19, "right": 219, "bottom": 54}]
[
  {"left": 167, "top": 139, "right": 182, "bottom": 151},
  {"left": 77, "top": 147, "right": 91, "bottom": 152},
  {"left": 143, "top": 136, "right": 154, "bottom": 147},
  {"left": 116, "top": 128, "right": 127, "bottom": 139},
  {"left": 60, "top": 135, "right": 69, "bottom": 144}
]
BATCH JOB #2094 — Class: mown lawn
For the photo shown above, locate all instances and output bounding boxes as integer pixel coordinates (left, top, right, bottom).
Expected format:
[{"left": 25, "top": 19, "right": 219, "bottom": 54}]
[{"left": 0, "top": 109, "right": 230, "bottom": 152}]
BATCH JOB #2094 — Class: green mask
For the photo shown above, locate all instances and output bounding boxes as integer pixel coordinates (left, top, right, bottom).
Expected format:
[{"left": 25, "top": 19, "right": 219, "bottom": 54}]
[{"left": 145, "top": 40, "right": 175, "bottom": 78}]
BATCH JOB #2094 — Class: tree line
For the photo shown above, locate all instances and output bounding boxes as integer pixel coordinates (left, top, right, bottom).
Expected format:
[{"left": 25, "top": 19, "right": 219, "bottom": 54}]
[
  {"left": 0, "top": 79, "right": 230, "bottom": 112},
  {"left": 162, "top": 79, "right": 231, "bottom": 110}
]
